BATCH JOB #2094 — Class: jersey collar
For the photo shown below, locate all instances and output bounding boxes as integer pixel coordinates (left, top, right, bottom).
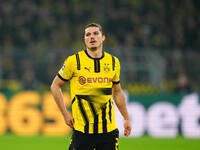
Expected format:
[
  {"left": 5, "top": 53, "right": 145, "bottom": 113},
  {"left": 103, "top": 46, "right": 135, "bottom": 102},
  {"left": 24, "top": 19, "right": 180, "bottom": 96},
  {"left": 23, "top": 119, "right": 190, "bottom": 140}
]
[{"left": 84, "top": 50, "right": 104, "bottom": 60}]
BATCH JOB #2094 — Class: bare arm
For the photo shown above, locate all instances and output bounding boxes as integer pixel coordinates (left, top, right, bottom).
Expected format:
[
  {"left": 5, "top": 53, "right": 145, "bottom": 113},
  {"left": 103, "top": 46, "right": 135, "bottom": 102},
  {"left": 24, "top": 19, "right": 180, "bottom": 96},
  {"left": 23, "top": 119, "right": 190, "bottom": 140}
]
[
  {"left": 112, "top": 83, "right": 132, "bottom": 136},
  {"left": 50, "top": 76, "right": 74, "bottom": 128}
]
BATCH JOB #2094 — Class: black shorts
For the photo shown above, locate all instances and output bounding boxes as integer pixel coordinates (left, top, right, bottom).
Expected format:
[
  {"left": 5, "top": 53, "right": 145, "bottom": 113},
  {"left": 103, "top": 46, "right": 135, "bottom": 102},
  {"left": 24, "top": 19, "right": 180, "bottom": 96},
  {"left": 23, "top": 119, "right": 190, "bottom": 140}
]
[{"left": 68, "top": 129, "right": 119, "bottom": 150}]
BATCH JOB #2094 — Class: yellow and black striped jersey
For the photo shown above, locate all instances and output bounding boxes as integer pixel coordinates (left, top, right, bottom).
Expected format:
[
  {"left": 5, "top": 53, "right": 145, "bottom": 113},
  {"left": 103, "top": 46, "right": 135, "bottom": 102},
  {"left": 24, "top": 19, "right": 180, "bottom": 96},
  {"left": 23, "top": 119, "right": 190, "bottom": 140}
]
[{"left": 57, "top": 50, "right": 120, "bottom": 134}]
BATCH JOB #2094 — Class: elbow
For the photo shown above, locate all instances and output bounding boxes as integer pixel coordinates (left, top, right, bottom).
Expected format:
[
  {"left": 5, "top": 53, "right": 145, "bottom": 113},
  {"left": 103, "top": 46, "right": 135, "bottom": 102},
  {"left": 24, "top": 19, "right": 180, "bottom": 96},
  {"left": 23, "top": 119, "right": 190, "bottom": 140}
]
[
  {"left": 50, "top": 81, "right": 62, "bottom": 93},
  {"left": 50, "top": 83, "right": 55, "bottom": 93}
]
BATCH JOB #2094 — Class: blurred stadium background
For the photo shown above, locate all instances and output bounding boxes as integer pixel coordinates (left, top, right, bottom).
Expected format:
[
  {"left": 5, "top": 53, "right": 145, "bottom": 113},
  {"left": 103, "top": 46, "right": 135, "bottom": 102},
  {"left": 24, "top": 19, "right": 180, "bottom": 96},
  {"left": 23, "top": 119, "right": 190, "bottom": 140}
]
[{"left": 0, "top": 0, "right": 200, "bottom": 150}]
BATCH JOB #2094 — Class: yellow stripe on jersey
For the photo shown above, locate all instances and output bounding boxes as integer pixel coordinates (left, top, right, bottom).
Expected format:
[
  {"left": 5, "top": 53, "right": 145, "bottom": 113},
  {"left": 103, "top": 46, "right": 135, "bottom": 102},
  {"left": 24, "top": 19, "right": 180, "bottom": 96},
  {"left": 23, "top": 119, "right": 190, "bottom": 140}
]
[
  {"left": 77, "top": 96, "right": 89, "bottom": 133},
  {"left": 87, "top": 102, "right": 98, "bottom": 133},
  {"left": 58, "top": 50, "right": 120, "bottom": 134}
]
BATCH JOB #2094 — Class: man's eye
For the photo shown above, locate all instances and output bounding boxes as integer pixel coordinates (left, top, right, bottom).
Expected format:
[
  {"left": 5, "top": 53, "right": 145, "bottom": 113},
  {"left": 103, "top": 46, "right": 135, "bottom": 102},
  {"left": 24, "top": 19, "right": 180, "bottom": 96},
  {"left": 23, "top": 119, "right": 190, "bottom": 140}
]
[{"left": 86, "top": 33, "right": 90, "bottom": 36}]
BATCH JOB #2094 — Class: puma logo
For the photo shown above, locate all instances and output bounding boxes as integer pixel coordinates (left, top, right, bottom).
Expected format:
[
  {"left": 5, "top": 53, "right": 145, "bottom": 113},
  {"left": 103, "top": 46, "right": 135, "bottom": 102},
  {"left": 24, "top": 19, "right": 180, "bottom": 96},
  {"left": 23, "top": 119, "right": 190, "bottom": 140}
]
[{"left": 84, "top": 67, "right": 90, "bottom": 72}]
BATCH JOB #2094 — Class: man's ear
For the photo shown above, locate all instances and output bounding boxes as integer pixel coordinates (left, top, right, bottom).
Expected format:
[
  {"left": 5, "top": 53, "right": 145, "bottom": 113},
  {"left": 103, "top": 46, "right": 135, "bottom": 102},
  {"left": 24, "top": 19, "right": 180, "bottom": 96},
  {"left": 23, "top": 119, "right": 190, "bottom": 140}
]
[{"left": 102, "top": 34, "right": 106, "bottom": 42}]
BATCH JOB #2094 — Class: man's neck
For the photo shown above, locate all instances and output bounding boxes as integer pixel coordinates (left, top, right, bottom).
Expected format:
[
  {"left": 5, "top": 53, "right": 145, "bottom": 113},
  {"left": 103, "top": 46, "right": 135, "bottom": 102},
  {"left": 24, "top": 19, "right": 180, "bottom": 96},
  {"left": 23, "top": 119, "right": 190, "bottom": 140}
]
[{"left": 87, "top": 48, "right": 103, "bottom": 58}]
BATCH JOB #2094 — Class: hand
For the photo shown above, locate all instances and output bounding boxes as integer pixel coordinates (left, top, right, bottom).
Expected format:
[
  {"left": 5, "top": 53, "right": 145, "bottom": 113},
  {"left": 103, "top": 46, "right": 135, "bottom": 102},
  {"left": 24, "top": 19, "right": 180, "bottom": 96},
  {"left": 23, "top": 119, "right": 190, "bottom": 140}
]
[
  {"left": 124, "top": 119, "right": 132, "bottom": 137},
  {"left": 63, "top": 111, "right": 74, "bottom": 128}
]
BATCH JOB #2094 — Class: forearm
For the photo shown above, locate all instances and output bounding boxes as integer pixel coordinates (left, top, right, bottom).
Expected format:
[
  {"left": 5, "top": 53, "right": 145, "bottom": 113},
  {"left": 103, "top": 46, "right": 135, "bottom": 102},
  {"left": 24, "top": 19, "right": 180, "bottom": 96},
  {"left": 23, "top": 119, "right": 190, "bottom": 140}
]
[
  {"left": 112, "top": 83, "right": 132, "bottom": 136},
  {"left": 113, "top": 90, "right": 130, "bottom": 120},
  {"left": 50, "top": 84, "right": 69, "bottom": 117}
]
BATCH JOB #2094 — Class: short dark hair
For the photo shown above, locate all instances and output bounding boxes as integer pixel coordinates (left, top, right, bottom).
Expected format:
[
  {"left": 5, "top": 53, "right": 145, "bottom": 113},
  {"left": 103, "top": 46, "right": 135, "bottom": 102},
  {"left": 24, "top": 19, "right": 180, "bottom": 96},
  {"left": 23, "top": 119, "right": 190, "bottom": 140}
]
[{"left": 85, "top": 23, "right": 104, "bottom": 35}]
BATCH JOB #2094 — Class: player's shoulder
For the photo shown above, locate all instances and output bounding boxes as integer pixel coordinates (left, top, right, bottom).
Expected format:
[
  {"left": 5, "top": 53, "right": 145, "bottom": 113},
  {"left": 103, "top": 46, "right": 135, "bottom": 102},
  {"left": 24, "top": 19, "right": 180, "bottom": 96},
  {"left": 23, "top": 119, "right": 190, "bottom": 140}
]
[
  {"left": 65, "top": 50, "right": 84, "bottom": 60},
  {"left": 63, "top": 52, "right": 79, "bottom": 64},
  {"left": 104, "top": 51, "right": 120, "bottom": 62},
  {"left": 75, "top": 50, "right": 85, "bottom": 56}
]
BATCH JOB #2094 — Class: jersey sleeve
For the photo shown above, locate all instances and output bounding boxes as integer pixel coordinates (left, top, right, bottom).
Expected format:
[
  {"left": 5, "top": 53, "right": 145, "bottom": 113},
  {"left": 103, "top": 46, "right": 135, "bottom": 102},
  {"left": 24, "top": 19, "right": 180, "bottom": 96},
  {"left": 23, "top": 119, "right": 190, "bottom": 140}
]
[
  {"left": 112, "top": 56, "right": 120, "bottom": 84},
  {"left": 57, "top": 56, "right": 75, "bottom": 81}
]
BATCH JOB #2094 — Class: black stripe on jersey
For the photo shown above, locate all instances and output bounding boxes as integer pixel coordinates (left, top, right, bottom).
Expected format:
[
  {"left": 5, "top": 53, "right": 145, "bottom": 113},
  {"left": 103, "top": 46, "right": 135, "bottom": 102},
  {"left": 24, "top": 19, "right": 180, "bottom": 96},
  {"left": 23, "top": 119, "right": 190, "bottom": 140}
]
[
  {"left": 112, "top": 56, "right": 115, "bottom": 71},
  {"left": 77, "top": 95, "right": 92, "bottom": 101},
  {"left": 76, "top": 87, "right": 112, "bottom": 101},
  {"left": 94, "top": 59, "right": 100, "bottom": 73},
  {"left": 72, "top": 97, "right": 76, "bottom": 104},
  {"left": 76, "top": 53, "right": 80, "bottom": 70},
  {"left": 77, "top": 96, "right": 89, "bottom": 133},
  {"left": 102, "top": 104, "right": 107, "bottom": 133},
  {"left": 112, "top": 81, "right": 120, "bottom": 84},
  {"left": 88, "top": 102, "right": 98, "bottom": 134},
  {"left": 57, "top": 73, "right": 69, "bottom": 82},
  {"left": 109, "top": 99, "right": 112, "bottom": 123},
  {"left": 100, "top": 88, "right": 112, "bottom": 95}
]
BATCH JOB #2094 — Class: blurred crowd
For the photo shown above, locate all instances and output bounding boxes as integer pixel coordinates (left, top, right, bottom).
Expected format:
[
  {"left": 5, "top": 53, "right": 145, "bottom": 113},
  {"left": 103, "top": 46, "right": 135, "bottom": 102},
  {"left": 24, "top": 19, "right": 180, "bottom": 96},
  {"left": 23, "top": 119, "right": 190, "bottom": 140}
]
[{"left": 0, "top": 0, "right": 199, "bottom": 93}]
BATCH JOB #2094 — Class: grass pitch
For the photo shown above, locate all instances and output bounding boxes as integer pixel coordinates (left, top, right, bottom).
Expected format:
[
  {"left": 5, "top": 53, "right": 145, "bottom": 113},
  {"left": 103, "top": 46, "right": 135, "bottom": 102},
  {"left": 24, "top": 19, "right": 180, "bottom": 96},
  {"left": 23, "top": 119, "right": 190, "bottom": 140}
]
[{"left": 0, "top": 134, "right": 200, "bottom": 150}]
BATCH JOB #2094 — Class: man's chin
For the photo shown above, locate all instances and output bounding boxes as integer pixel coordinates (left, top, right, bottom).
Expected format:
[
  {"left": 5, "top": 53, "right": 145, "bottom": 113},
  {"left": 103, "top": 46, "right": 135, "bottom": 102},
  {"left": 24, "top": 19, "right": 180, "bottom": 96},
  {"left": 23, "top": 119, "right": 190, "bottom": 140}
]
[{"left": 89, "top": 47, "right": 97, "bottom": 51}]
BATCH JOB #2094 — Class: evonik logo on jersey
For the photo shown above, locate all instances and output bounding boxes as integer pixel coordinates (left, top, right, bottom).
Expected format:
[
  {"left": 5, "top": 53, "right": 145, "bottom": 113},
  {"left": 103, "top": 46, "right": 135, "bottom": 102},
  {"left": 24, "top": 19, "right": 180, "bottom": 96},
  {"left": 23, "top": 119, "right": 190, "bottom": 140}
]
[{"left": 79, "top": 76, "right": 112, "bottom": 85}]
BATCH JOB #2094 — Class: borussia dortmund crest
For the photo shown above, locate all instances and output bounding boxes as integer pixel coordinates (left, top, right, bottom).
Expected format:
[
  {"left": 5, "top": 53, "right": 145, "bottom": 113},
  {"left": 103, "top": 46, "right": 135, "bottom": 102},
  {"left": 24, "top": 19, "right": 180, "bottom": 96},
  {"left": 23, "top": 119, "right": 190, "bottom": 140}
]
[{"left": 104, "top": 63, "right": 110, "bottom": 72}]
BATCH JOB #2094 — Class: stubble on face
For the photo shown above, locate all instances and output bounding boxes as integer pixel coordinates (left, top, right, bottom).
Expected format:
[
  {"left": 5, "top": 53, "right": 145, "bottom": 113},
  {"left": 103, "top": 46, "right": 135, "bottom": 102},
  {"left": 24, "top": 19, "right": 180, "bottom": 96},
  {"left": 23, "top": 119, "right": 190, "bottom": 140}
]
[
  {"left": 84, "top": 27, "right": 104, "bottom": 51},
  {"left": 89, "top": 46, "right": 98, "bottom": 51}
]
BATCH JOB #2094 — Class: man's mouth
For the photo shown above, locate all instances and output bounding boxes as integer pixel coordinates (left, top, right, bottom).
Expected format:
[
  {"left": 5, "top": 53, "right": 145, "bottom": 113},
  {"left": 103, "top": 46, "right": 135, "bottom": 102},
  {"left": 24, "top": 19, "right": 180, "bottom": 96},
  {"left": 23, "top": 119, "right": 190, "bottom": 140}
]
[{"left": 90, "top": 41, "right": 96, "bottom": 44}]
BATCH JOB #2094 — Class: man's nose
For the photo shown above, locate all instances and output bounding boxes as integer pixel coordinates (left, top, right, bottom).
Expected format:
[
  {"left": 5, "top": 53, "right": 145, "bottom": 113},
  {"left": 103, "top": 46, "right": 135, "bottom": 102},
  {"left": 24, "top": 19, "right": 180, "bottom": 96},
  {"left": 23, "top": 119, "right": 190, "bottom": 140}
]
[{"left": 90, "top": 36, "right": 95, "bottom": 40}]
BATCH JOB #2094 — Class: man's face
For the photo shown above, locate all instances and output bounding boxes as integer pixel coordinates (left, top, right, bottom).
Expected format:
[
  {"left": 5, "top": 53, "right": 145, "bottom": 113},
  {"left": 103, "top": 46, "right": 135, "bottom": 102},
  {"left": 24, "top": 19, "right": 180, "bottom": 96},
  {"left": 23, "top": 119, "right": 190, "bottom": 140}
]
[{"left": 84, "top": 27, "right": 105, "bottom": 50}]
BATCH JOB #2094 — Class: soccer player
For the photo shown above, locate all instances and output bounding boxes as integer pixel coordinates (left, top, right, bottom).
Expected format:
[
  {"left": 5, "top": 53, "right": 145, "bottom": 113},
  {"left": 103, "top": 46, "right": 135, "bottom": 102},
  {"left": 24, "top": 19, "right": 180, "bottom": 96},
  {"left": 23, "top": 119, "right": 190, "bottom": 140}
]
[{"left": 51, "top": 23, "right": 132, "bottom": 150}]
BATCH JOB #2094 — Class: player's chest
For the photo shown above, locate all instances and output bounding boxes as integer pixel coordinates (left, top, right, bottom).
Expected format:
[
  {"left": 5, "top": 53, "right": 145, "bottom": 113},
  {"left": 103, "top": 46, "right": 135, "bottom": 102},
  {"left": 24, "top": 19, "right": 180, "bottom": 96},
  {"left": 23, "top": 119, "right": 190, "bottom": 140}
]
[{"left": 74, "top": 59, "right": 115, "bottom": 83}]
